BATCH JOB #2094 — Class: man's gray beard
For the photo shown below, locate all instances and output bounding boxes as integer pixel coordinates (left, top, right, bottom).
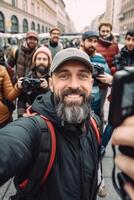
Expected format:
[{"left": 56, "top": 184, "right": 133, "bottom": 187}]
[{"left": 55, "top": 100, "right": 91, "bottom": 124}]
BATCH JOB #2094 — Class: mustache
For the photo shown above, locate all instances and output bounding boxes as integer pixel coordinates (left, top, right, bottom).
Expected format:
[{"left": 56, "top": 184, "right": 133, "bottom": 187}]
[
  {"left": 54, "top": 88, "right": 87, "bottom": 107},
  {"left": 61, "top": 88, "right": 86, "bottom": 97},
  {"left": 88, "top": 46, "right": 96, "bottom": 51}
]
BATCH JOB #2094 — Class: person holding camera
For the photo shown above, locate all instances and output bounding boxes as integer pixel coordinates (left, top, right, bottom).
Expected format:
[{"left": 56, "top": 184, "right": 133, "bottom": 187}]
[
  {"left": 112, "top": 115, "right": 134, "bottom": 200},
  {"left": 81, "top": 31, "right": 110, "bottom": 127},
  {"left": 81, "top": 30, "right": 112, "bottom": 198},
  {"left": 18, "top": 46, "right": 52, "bottom": 117}
]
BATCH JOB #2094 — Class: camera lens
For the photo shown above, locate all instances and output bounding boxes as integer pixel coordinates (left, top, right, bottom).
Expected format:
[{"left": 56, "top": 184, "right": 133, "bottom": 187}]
[{"left": 22, "top": 79, "right": 31, "bottom": 90}]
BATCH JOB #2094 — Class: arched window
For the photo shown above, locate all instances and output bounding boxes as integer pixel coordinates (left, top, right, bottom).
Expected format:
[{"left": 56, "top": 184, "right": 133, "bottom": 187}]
[
  {"left": 42, "top": 25, "right": 44, "bottom": 33},
  {"left": 37, "top": 23, "right": 40, "bottom": 33},
  {"left": 0, "top": 12, "right": 5, "bottom": 32},
  {"left": 11, "top": 15, "right": 19, "bottom": 33},
  {"left": 31, "top": 21, "right": 35, "bottom": 30},
  {"left": 23, "top": 18, "right": 28, "bottom": 33},
  {"left": 45, "top": 27, "right": 48, "bottom": 33}
]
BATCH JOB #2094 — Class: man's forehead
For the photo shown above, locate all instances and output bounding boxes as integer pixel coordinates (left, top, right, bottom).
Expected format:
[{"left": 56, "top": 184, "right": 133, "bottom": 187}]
[
  {"left": 126, "top": 35, "right": 134, "bottom": 39},
  {"left": 101, "top": 26, "right": 111, "bottom": 30},
  {"left": 54, "top": 60, "right": 91, "bottom": 73}
]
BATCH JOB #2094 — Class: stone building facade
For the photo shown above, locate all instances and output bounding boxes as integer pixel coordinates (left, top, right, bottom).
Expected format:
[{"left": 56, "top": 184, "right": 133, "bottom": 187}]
[{"left": 0, "top": 0, "right": 74, "bottom": 33}]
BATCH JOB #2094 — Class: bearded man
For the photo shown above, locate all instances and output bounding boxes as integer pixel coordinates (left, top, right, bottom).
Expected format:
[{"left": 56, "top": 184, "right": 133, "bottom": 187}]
[
  {"left": 45, "top": 27, "right": 63, "bottom": 59},
  {"left": 81, "top": 31, "right": 110, "bottom": 127},
  {"left": 0, "top": 48, "right": 101, "bottom": 200},
  {"left": 81, "top": 31, "right": 111, "bottom": 198}
]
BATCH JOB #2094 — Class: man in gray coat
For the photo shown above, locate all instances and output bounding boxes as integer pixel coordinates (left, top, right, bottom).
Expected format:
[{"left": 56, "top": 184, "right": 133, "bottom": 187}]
[{"left": 45, "top": 27, "right": 63, "bottom": 59}]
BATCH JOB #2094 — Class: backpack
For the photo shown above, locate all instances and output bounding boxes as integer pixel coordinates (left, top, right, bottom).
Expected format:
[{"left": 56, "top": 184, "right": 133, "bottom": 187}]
[{"left": 10, "top": 109, "right": 101, "bottom": 200}]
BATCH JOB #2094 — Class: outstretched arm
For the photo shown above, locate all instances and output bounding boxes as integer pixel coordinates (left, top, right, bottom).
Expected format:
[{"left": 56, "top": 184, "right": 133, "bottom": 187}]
[{"left": 0, "top": 117, "right": 41, "bottom": 186}]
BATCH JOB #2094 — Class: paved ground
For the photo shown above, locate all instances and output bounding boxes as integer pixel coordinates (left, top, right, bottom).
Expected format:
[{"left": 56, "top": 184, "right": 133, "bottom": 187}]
[
  {"left": 97, "top": 91, "right": 120, "bottom": 200},
  {"left": 97, "top": 143, "right": 120, "bottom": 200},
  {"left": 0, "top": 95, "right": 121, "bottom": 199}
]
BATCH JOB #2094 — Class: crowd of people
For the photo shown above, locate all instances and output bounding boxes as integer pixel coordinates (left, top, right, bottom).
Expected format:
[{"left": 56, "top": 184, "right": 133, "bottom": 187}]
[{"left": 0, "top": 23, "right": 133, "bottom": 200}]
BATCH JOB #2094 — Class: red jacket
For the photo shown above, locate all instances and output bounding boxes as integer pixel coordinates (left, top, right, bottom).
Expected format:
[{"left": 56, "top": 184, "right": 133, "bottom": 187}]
[{"left": 96, "top": 38, "right": 119, "bottom": 74}]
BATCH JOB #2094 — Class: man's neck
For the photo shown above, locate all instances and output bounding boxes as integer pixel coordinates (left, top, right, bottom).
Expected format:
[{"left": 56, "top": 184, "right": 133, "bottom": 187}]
[{"left": 50, "top": 40, "right": 58, "bottom": 47}]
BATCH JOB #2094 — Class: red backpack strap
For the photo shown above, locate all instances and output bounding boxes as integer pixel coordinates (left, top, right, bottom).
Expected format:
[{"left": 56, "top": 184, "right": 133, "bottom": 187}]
[
  {"left": 40, "top": 114, "right": 56, "bottom": 184},
  {"left": 89, "top": 117, "right": 101, "bottom": 144},
  {"left": 19, "top": 109, "right": 56, "bottom": 190}
]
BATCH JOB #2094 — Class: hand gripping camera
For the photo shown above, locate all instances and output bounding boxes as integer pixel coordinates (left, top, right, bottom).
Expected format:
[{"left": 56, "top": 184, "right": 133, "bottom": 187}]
[
  {"left": 22, "top": 77, "right": 42, "bottom": 93},
  {"left": 108, "top": 67, "right": 134, "bottom": 200},
  {"left": 92, "top": 64, "right": 104, "bottom": 79}
]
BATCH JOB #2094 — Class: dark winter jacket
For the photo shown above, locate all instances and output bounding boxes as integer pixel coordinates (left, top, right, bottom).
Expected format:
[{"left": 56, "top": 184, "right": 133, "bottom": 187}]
[
  {"left": 0, "top": 91, "right": 100, "bottom": 200},
  {"left": 16, "top": 42, "right": 39, "bottom": 78},
  {"left": 113, "top": 46, "right": 134, "bottom": 70}
]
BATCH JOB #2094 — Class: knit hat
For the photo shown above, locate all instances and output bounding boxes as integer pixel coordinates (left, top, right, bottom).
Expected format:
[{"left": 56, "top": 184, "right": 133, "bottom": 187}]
[
  {"left": 26, "top": 30, "right": 39, "bottom": 40},
  {"left": 49, "top": 48, "right": 93, "bottom": 76},
  {"left": 32, "top": 46, "right": 52, "bottom": 66}
]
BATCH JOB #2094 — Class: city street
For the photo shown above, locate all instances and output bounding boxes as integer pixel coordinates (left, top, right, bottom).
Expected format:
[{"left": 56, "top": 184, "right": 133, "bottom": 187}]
[{"left": 0, "top": 0, "right": 133, "bottom": 199}]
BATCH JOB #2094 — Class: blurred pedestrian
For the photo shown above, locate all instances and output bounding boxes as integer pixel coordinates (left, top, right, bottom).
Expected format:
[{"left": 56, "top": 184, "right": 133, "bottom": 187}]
[
  {"left": 113, "top": 29, "right": 134, "bottom": 70},
  {"left": 45, "top": 27, "right": 63, "bottom": 58},
  {"left": 96, "top": 22, "right": 119, "bottom": 74},
  {"left": 16, "top": 30, "right": 40, "bottom": 118},
  {"left": 16, "top": 30, "right": 40, "bottom": 78}
]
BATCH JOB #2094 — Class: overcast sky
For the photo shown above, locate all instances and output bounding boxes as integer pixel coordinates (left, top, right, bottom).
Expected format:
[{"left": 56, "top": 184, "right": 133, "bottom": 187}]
[{"left": 64, "top": 0, "right": 107, "bottom": 31}]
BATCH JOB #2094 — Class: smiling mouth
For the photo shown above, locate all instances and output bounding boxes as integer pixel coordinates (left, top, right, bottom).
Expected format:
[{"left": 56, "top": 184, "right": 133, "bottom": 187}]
[{"left": 64, "top": 94, "right": 83, "bottom": 103}]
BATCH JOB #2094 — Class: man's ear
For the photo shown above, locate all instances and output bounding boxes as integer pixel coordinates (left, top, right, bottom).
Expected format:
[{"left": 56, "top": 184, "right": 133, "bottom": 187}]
[{"left": 49, "top": 77, "right": 54, "bottom": 92}]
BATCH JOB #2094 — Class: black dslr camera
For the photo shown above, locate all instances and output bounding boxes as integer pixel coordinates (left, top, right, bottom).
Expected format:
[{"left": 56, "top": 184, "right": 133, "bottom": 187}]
[
  {"left": 22, "top": 77, "right": 42, "bottom": 93},
  {"left": 108, "top": 67, "right": 134, "bottom": 200},
  {"left": 93, "top": 64, "right": 104, "bottom": 79}
]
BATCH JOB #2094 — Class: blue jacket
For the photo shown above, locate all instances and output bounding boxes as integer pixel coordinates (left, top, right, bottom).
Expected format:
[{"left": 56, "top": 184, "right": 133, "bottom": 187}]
[{"left": 90, "top": 53, "right": 110, "bottom": 113}]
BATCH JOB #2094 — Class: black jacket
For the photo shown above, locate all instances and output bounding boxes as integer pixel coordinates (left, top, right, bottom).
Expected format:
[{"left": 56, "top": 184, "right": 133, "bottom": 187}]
[
  {"left": 0, "top": 91, "right": 99, "bottom": 200},
  {"left": 113, "top": 46, "right": 134, "bottom": 70}
]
